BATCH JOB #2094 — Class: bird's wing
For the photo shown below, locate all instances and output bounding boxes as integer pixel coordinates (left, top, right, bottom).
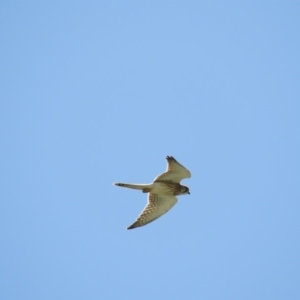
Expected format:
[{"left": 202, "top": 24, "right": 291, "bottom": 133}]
[
  {"left": 127, "top": 193, "right": 178, "bottom": 229},
  {"left": 153, "top": 156, "right": 191, "bottom": 183}
]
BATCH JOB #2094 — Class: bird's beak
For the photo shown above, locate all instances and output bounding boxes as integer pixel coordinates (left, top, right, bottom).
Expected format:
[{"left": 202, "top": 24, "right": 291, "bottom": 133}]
[{"left": 188, "top": 191, "right": 190, "bottom": 195}]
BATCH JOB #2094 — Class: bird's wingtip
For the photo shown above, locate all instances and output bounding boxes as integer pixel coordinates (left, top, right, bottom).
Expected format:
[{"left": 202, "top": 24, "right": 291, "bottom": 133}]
[
  {"left": 166, "top": 155, "right": 176, "bottom": 161},
  {"left": 127, "top": 222, "right": 138, "bottom": 230}
]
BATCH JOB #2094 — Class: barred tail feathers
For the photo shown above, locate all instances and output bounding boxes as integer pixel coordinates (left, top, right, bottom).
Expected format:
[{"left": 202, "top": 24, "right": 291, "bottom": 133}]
[{"left": 113, "top": 183, "right": 152, "bottom": 192}]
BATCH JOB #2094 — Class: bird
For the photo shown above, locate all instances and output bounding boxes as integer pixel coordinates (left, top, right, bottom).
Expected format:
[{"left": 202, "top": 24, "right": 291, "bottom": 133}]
[{"left": 113, "top": 156, "right": 191, "bottom": 229}]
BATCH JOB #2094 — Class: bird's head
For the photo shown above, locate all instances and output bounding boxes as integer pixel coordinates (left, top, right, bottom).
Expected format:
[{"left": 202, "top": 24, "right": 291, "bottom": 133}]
[{"left": 180, "top": 185, "right": 190, "bottom": 195}]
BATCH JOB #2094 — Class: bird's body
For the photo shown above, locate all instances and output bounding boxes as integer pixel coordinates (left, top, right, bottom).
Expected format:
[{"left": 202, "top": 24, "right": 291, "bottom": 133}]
[
  {"left": 114, "top": 181, "right": 188, "bottom": 196},
  {"left": 114, "top": 156, "right": 191, "bottom": 230}
]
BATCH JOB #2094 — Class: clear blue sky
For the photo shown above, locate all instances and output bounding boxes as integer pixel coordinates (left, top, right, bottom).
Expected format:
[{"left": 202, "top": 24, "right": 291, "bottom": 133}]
[{"left": 1, "top": 2, "right": 299, "bottom": 299}]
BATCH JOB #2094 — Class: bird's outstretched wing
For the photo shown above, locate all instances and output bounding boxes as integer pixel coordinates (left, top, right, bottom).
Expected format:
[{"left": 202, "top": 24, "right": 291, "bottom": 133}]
[
  {"left": 127, "top": 193, "right": 178, "bottom": 229},
  {"left": 153, "top": 156, "right": 191, "bottom": 183}
]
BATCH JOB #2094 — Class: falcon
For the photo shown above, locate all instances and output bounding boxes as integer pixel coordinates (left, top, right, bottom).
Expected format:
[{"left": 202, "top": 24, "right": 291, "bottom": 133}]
[{"left": 113, "top": 156, "right": 191, "bottom": 229}]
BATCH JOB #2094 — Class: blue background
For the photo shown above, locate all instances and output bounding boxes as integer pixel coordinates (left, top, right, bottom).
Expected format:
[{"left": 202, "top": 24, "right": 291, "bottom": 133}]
[{"left": 1, "top": 2, "right": 299, "bottom": 299}]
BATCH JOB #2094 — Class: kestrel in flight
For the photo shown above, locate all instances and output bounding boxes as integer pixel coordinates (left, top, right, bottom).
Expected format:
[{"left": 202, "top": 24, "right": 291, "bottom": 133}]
[{"left": 114, "top": 156, "right": 191, "bottom": 229}]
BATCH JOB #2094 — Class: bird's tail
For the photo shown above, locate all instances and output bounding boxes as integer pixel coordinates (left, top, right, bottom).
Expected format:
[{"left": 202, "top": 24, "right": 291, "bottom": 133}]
[{"left": 113, "top": 183, "right": 152, "bottom": 193}]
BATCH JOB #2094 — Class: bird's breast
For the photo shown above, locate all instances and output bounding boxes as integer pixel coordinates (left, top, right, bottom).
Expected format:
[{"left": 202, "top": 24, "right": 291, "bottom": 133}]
[{"left": 151, "top": 182, "right": 180, "bottom": 195}]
